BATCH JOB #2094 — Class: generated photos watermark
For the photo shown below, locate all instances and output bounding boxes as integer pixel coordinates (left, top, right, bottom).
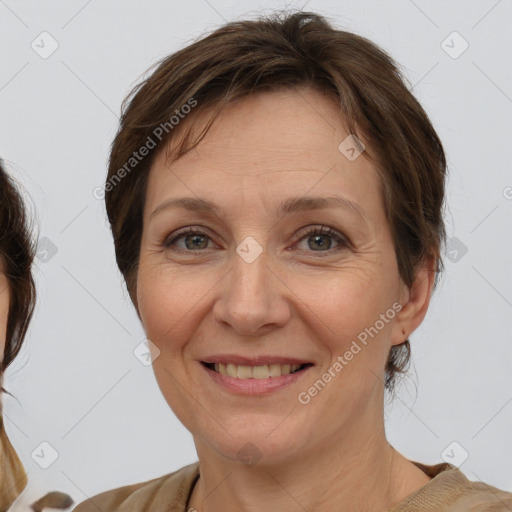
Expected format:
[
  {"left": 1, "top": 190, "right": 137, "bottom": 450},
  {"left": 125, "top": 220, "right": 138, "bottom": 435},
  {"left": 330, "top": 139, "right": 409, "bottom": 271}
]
[
  {"left": 93, "top": 97, "right": 197, "bottom": 200},
  {"left": 297, "top": 301, "right": 403, "bottom": 404}
]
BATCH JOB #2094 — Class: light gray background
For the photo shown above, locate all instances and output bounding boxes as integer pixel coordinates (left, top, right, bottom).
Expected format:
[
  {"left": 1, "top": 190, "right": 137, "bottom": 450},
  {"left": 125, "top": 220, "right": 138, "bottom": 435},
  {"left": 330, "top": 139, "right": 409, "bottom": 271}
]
[{"left": 1, "top": 0, "right": 511, "bottom": 504}]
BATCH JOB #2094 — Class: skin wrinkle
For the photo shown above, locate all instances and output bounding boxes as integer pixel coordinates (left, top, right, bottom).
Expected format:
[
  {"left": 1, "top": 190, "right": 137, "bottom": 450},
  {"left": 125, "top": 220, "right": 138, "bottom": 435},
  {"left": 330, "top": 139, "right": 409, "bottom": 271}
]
[{"left": 136, "top": 88, "right": 435, "bottom": 512}]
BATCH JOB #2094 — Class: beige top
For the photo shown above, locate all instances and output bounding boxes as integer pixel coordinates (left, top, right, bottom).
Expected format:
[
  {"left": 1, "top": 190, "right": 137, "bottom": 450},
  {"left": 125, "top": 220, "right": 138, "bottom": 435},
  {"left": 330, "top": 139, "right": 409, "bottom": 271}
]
[{"left": 73, "top": 460, "right": 512, "bottom": 511}]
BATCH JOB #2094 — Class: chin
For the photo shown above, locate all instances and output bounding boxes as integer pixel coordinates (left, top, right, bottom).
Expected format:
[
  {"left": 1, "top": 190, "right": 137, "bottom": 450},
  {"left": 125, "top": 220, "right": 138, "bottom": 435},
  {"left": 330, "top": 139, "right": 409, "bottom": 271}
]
[{"left": 190, "top": 413, "right": 316, "bottom": 468}]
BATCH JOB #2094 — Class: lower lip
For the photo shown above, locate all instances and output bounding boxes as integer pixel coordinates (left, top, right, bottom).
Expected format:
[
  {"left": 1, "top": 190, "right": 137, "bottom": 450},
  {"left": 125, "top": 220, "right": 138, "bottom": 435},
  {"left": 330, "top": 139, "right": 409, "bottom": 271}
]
[{"left": 201, "top": 363, "right": 312, "bottom": 395}]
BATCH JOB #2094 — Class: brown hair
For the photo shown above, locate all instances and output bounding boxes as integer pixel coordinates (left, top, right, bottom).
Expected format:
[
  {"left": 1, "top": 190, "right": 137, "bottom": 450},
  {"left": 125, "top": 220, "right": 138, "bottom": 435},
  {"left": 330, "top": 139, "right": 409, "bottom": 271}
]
[
  {"left": 104, "top": 11, "right": 446, "bottom": 393},
  {"left": 0, "top": 159, "right": 36, "bottom": 510}
]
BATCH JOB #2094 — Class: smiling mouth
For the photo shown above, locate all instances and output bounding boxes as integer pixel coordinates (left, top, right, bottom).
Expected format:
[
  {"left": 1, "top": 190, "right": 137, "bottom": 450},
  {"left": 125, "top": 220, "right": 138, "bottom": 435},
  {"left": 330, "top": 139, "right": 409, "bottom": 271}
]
[{"left": 201, "top": 362, "right": 312, "bottom": 379}]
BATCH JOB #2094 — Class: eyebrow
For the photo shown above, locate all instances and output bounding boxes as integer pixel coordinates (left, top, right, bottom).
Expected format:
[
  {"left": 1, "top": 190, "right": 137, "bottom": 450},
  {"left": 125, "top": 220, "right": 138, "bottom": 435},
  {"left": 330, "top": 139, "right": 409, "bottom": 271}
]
[{"left": 150, "top": 195, "right": 368, "bottom": 222}]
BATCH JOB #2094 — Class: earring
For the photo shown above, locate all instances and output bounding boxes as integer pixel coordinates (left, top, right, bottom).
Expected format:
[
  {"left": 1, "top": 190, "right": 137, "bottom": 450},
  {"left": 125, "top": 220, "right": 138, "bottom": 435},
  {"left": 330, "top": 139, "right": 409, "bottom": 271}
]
[{"left": 402, "top": 328, "right": 407, "bottom": 340}]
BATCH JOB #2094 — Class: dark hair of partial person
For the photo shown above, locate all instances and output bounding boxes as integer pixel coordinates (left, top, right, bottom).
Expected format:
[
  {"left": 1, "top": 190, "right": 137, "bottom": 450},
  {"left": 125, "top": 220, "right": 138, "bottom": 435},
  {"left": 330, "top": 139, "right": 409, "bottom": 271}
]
[
  {"left": 101, "top": 10, "right": 447, "bottom": 394},
  {"left": 0, "top": 158, "right": 36, "bottom": 510},
  {"left": 0, "top": 160, "right": 36, "bottom": 371}
]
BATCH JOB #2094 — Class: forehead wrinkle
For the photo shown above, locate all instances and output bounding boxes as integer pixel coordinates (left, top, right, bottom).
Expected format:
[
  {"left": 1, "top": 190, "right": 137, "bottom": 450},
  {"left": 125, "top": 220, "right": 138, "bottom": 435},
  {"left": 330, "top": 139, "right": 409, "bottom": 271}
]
[
  {"left": 150, "top": 194, "right": 369, "bottom": 226},
  {"left": 277, "top": 195, "right": 369, "bottom": 223}
]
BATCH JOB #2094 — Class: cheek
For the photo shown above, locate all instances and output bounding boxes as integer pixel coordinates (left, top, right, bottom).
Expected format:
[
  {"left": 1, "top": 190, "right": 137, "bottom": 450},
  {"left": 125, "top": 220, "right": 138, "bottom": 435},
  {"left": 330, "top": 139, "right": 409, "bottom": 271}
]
[
  {"left": 137, "top": 274, "right": 173, "bottom": 346},
  {"left": 294, "top": 261, "right": 396, "bottom": 328},
  {"left": 296, "top": 263, "right": 399, "bottom": 376},
  {"left": 136, "top": 266, "right": 204, "bottom": 351},
  {"left": 136, "top": 267, "right": 208, "bottom": 430}
]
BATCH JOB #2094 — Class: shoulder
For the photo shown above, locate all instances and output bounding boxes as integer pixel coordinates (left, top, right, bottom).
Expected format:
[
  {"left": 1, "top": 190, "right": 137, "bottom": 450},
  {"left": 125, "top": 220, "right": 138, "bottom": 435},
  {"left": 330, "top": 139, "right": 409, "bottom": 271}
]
[
  {"left": 393, "top": 461, "right": 512, "bottom": 512},
  {"left": 72, "top": 462, "right": 199, "bottom": 512},
  {"left": 445, "top": 476, "right": 512, "bottom": 511}
]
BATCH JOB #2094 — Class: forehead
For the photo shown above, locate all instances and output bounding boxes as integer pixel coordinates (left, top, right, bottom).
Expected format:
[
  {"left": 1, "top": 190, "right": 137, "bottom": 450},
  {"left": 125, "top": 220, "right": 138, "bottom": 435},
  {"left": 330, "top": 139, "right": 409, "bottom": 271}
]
[
  {"left": 165, "top": 88, "right": 357, "bottom": 167},
  {"left": 145, "top": 88, "right": 383, "bottom": 220}
]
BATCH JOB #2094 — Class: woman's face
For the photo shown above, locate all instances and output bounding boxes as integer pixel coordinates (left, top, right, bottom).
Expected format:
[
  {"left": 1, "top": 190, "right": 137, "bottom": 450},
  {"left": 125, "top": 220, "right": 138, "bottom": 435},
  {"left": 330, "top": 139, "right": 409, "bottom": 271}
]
[
  {"left": 0, "top": 262, "right": 9, "bottom": 361},
  {"left": 137, "top": 88, "right": 431, "bottom": 464}
]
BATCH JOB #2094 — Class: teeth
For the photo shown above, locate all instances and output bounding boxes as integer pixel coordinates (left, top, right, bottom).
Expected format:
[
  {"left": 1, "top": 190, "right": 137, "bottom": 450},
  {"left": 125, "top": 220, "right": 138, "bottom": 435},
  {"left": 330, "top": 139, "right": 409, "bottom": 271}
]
[
  {"left": 252, "top": 365, "right": 269, "bottom": 379},
  {"left": 268, "top": 364, "right": 282, "bottom": 377},
  {"left": 237, "top": 365, "right": 252, "bottom": 379},
  {"left": 213, "top": 363, "right": 303, "bottom": 379}
]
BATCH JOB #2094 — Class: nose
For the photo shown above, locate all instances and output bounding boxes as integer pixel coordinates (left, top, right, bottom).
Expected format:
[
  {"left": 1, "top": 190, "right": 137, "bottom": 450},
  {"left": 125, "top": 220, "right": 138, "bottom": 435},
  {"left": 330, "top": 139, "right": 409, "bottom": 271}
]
[{"left": 212, "top": 241, "right": 291, "bottom": 336}]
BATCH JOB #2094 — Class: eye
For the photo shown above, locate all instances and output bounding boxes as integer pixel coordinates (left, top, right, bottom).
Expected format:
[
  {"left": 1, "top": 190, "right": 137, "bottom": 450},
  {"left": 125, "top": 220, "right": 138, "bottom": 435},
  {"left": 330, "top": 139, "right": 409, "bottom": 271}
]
[
  {"left": 163, "top": 227, "right": 215, "bottom": 252},
  {"left": 162, "top": 225, "right": 349, "bottom": 255},
  {"left": 292, "top": 225, "right": 349, "bottom": 253}
]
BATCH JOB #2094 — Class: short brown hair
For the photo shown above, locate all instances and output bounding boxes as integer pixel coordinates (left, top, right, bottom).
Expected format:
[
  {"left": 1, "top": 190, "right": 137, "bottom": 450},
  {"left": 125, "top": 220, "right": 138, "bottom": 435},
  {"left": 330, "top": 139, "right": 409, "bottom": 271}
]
[
  {"left": 0, "top": 159, "right": 36, "bottom": 509},
  {"left": 104, "top": 11, "right": 447, "bottom": 392}
]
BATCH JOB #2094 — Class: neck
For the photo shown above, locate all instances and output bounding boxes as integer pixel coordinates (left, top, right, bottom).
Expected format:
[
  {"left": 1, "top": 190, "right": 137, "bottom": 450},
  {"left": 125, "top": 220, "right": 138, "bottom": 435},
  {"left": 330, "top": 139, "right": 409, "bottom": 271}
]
[{"left": 189, "top": 413, "right": 427, "bottom": 512}]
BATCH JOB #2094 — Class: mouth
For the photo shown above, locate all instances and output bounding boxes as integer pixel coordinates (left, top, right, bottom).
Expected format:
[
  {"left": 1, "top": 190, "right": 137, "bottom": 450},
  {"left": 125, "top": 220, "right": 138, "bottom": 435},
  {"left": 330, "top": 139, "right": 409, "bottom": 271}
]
[{"left": 201, "top": 361, "right": 313, "bottom": 379}]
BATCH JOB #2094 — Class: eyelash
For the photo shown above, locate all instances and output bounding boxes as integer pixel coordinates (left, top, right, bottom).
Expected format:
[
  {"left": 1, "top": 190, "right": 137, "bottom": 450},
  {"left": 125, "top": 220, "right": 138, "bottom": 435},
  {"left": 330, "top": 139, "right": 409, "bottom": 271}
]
[{"left": 162, "top": 225, "right": 349, "bottom": 255}]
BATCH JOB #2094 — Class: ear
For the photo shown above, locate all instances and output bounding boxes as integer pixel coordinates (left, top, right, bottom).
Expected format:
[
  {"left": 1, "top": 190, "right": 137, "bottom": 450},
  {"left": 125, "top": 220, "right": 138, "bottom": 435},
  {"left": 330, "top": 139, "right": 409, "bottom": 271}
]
[{"left": 391, "top": 254, "right": 437, "bottom": 346}]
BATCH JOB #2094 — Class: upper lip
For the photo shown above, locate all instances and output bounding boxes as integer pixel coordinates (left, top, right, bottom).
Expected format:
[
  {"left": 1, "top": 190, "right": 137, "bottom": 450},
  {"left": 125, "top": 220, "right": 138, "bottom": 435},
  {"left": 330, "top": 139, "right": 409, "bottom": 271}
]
[{"left": 201, "top": 355, "right": 313, "bottom": 366}]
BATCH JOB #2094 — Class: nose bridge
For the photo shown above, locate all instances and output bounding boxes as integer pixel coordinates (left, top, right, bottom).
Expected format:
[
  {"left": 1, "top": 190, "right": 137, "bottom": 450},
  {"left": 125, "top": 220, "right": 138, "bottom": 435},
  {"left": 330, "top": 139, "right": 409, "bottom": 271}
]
[
  {"left": 230, "top": 234, "right": 270, "bottom": 310},
  {"left": 232, "top": 236, "right": 270, "bottom": 294},
  {"left": 214, "top": 233, "right": 287, "bottom": 334}
]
